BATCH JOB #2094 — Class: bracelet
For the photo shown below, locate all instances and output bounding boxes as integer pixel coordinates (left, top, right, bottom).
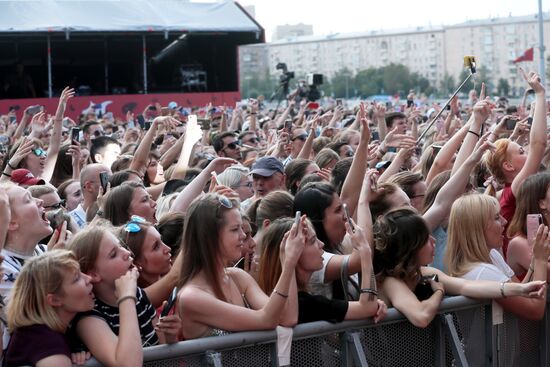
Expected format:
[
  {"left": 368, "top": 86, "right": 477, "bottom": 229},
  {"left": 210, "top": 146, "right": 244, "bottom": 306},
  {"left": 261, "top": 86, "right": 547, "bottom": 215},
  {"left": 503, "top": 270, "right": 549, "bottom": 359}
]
[
  {"left": 1, "top": 172, "right": 10, "bottom": 177},
  {"left": 6, "top": 162, "right": 16, "bottom": 170},
  {"left": 272, "top": 289, "right": 288, "bottom": 299},
  {"left": 116, "top": 295, "right": 137, "bottom": 306},
  {"left": 250, "top": 112, "right": 257, "bottom": 115},
  {"left": 433, "top": 289, "right": 444, "bottom": 296},
  {"left": 467, "top": 130, "right": 480, "bottom": 138},
  {"left": 500, "top": 281, "right": 507, "bottom": 298},
  {"left": 360, "top": 288, "right": 378, "bottom": 296}
]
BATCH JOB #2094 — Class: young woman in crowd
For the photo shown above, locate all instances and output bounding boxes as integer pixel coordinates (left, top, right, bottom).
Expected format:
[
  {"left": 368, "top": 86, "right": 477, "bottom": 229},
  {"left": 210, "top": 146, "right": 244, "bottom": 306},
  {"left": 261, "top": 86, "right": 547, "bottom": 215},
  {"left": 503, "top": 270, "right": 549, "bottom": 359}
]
[
  {"left": 57, "top": 178, "right": 83, "bottom": 212},
  {"left": 445, "top": 194, "right": 549, "bottom": 319},
  {"left": 373, "top": 207, "right": 545, "bottom": 328},
  {"left": 117, "top": 216, "right": 172, "bottom": 288},
  {"left": 176, "top": 194, "right": 302, "bottom": 340},
  {"left": 483, "top": 72, "right": 546, "bottom": 256},
  {"left": 259, "top": 217, "right": 386, "bottom": 324},
  {"left": 4, "top": 250, "right": 94, "bottom": 367},
  {"left": 103, "top": 181, "right": 157, "bottom": 225},
  {"left": 68, "top": 226, "right": 182, "bottom": 366},
  {"left": 506, "top": 172, "right": 550, "bottom": 280},
  {"left": 284, "top": 158, "right": 320, "bottom": 195},
  {"left": 216, "top": 165, "right": 254, "bottom": 202}
]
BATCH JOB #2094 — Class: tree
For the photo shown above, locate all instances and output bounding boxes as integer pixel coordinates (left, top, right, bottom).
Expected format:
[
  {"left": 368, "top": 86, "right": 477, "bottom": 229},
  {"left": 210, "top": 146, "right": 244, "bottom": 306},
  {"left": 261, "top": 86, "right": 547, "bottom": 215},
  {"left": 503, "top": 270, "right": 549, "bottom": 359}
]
[
  {"left": 355, "top": 68, "right": 382, "bottom": 97},
  {"left": 381, "top": 63, "right": 410, "bottom": 95},
  {"left": 497, "top": 78, "right": 510, "bottom": 97},
  {"left": 330, "top": 68, "right": 354, "bottom": 98},
  {"left": 440, "top": 73, "right": 456, "bottom": 96}
]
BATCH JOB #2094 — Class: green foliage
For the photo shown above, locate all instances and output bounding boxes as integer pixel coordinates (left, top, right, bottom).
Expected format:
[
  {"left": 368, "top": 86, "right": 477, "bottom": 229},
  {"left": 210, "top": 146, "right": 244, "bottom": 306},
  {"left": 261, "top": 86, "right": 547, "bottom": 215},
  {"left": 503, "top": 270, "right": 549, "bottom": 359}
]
[{"left": 497, "top": 78, "right": 510, "bottom": 97}]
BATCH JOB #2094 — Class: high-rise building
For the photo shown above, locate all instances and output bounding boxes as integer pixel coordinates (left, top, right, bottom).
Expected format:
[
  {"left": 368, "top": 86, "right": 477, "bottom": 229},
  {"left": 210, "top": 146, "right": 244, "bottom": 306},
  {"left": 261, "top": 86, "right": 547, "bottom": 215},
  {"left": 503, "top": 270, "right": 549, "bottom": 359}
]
[{"left": 240, "top": 13, "right": 550, "bottom": 95}]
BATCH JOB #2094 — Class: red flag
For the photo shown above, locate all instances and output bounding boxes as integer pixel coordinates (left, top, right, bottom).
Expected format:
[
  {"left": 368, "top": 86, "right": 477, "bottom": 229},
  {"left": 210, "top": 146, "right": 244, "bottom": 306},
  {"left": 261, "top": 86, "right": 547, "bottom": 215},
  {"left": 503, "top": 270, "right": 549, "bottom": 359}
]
[{"left": 513, "top": 48, "right": 534, "bottom": 63}]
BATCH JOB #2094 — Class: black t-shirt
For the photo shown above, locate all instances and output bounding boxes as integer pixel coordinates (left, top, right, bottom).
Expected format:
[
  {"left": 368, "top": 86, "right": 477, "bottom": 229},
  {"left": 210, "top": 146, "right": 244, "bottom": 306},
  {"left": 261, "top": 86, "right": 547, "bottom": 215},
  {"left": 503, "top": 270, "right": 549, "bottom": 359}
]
[
  {"left": 4, "top": 324, "right": 71, "bottom": 366},
  {"left": 298, "top": 291, "right": 349, "bottom": 324}
]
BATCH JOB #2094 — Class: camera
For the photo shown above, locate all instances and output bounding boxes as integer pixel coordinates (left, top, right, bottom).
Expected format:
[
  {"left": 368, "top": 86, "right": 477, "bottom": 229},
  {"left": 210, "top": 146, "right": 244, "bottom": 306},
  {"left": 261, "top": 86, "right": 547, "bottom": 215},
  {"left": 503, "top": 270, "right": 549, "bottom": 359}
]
[{"left": 296, "top": 73, "right": 323, "bottom": 102}]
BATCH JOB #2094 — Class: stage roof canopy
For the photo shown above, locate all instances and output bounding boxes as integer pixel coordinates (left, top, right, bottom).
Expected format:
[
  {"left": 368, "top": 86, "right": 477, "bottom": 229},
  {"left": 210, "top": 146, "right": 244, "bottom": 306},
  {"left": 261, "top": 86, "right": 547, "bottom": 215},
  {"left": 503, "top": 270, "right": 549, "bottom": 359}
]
[{"left": 0, "top": 0, "right": 261, "bottom": 34}]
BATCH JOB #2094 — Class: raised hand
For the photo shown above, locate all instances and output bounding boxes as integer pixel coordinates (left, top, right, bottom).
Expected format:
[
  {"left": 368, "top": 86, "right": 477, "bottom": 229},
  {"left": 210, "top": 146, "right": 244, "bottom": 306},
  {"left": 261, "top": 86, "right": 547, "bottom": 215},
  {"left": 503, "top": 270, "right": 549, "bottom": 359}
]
[
  {"left": 8, "top": 137, "right": 34, "bottom": 168},
  {"left": 532, "top": 224, "right": 550, "bottom": 260},
  {"left": 114, "top": 267, "right": 139, "bottom": 301}
]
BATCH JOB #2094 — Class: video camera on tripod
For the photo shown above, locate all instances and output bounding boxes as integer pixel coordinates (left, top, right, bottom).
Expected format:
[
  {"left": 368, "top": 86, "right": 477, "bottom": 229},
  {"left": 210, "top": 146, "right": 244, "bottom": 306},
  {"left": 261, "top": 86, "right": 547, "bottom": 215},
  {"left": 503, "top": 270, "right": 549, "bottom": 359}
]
[{"left": 276, "top": 62, "right": 295, "bottom": 95}]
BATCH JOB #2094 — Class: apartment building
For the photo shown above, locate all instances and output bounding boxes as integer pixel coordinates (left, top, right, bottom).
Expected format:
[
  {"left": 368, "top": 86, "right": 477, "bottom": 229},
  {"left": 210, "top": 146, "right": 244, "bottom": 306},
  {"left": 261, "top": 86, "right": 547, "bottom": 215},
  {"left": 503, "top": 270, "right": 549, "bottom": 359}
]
[{"left": 239, "top": 13, "right": 550, "bottom": 94}]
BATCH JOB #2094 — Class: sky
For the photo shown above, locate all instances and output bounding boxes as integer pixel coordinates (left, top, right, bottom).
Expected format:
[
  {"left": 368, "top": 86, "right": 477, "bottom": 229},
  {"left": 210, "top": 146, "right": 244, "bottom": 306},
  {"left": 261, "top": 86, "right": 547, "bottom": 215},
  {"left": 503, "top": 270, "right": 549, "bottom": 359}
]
[{"left": 238, "top": 0, "right": 550, "bottom": 41}]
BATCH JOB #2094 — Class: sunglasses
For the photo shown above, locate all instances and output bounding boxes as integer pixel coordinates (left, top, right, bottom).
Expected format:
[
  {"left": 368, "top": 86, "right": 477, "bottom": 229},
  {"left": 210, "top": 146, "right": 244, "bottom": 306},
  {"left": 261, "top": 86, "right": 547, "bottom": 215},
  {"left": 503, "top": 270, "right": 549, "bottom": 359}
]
[
  {"left": 124, "top": 215, "right": 147, "bottom": 234},
  {"left": 33, "top": 148, "right": 47, "bottom": 157},
  {"left": 93, "top": 130, "right": 105, "bottom": 137},
  {"left": 292, "top": 134, "right": 308, "bottom": 142},
  {"left": 44, "top": 199, "right": 66, "bottom": 210},
  {"left": 234, "top": 182, "right": 253, "bottom": 189},
  {"left": 244, "top": 137, "right": 259, "bottom": 144},
  {"left": 217, "top": 195, "right": 233, "bottom": 209},
  {"left": 223, "top": 142, "right": 240, "bottom": 150}
]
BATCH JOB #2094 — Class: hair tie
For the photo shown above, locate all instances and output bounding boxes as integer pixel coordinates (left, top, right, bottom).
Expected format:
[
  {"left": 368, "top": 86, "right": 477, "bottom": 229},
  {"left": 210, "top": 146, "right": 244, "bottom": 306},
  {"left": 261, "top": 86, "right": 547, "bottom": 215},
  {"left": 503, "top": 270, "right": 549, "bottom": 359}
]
[{"left": 483, "top": 176, "right": 498, "bottom": 191}]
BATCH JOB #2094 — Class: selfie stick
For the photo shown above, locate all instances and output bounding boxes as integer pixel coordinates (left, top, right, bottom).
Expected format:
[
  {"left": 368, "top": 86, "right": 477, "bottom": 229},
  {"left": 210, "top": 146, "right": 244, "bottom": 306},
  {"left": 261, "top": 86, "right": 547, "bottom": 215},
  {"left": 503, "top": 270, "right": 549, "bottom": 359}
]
[{"left": 416, "top": 56, "right": 477, "bottom": 145}]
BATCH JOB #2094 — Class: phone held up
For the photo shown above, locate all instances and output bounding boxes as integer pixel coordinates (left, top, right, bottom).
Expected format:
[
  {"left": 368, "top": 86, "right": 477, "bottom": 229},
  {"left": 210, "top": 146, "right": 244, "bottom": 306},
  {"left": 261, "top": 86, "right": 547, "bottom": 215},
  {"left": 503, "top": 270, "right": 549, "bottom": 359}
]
[
  {"left": 527, "top": 214, "right": 543, "bottom": 244},
  {"left": 99, "top": 171, "right": 109, "bottom": 193}
]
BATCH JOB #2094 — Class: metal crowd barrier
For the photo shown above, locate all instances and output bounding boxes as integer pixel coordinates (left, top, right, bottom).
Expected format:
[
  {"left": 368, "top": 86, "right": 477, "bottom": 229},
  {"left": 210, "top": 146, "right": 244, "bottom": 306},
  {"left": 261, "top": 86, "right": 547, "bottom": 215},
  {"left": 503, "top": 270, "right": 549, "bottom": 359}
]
[{"left": 81, "top": 295, "right": 550, "bottom": 367}]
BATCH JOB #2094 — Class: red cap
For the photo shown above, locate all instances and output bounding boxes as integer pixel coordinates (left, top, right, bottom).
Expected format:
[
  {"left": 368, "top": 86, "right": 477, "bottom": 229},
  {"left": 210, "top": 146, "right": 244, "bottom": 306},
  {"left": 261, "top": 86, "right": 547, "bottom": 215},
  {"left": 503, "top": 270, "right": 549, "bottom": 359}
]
[{"left": 11, "top": 169, "right": 45, "bottom": 186}]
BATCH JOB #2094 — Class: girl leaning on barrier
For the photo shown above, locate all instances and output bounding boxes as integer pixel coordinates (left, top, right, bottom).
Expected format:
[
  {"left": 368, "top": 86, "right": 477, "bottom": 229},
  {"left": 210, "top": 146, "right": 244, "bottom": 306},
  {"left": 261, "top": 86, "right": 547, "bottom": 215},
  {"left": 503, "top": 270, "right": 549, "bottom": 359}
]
[
  {"left": 176, "top": 194, "right": 302, "bottom": 340},
  {"left": 259, "top": 217, "right": 387, "bottom": 324},
  {"left": 4, "top": 250, "right": 94, "bottom": 367},
  {"left": 68, "top": 226, "right": 181, "bottom": 366},
  {"left": 506, "top": 172, "right": 550, "bottom": 281},
  {"left": 374, "top": 207, "right": 546, "bottom": 328},
  {"left": 446, "top": 194, "right": 550, "bottom": 320}
]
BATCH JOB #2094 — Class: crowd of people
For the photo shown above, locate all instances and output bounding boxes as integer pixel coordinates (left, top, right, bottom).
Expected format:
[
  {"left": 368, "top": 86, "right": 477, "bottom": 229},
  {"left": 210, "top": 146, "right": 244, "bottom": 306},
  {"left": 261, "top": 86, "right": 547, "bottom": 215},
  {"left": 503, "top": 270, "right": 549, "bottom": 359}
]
[{"left": 0, "top": 68, "right": 549, "bottom": 366}]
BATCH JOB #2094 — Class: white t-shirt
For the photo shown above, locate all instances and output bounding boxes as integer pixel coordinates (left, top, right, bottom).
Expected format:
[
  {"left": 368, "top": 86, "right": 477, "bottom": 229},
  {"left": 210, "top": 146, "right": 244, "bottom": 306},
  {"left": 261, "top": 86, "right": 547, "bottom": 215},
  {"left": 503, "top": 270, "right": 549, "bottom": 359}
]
[{"left": 461, "top": 249, "right": 515, "bottom": 282}]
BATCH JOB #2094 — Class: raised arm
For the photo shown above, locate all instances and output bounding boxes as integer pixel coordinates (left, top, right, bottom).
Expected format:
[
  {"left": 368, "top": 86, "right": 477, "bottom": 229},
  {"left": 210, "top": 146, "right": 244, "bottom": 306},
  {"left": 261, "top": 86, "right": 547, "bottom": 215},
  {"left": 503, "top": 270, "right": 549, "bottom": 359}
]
[
  {"left": 129, "top": 116, "right": 179, "bottom": 175},
  {"left": 340, "top": 114, "right": 370, "bottom": 215},
  {"left": 511, "top": 71, "right": 547, "bottom": 196},
  {"left": 424, "top": 136, "right": 493, "bottom": 231}
]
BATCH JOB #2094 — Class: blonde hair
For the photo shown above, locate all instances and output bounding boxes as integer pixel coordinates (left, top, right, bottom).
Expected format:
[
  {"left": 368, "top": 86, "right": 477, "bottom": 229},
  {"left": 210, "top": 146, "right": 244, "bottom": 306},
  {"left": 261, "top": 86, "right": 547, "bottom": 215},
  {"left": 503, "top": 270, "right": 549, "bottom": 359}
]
[
  {"left": 483, "top": 138, "right": 510, "bottom": 196},
  {"left": 445, "top": 194, "right": 498, "bottom": 276},
  {"left": 7, "top": 250, "right": 80, "bottom": 332}
]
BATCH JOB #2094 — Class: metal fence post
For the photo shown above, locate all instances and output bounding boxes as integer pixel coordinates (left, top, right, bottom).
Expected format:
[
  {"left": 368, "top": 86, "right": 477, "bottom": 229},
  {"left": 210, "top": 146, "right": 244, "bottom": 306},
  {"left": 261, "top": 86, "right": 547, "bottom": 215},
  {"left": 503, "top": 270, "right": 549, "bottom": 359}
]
[
  {"left": 484, "top": 304, "right": 494, "bottom": 367},
  {"left": 270, "top": 342, "right": 280, "bottom": 367},
  {"left": 541, "top": 296, "right": 550, "bottom": 367},
  {"left": 434, "top": 314, "right": 446, "bottom": 367},
  {"left": 202, "top": 351, "right": 223, "bottom": 367},
  {"left": 442, "top": 314, "right": 469, "bottom": 367},
  {"left": 345, "top": 331, "right": 369, "bottom": 367}
]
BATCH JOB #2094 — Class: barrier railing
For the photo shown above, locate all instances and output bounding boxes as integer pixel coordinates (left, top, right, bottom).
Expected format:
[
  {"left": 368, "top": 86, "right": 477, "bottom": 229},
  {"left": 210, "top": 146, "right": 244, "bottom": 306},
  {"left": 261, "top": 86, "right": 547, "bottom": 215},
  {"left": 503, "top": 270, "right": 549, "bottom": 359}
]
[{"left": 81, "top": 295, "right": 549, "bottom": 366}]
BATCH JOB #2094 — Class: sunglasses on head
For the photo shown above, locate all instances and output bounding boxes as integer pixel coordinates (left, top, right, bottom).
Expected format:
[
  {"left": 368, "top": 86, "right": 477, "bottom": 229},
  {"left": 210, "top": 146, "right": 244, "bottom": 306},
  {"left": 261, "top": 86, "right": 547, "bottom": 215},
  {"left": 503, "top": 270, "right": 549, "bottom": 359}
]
[
  {"left": 33, "top": 148, "right": 47, "bottom": 157},
  {"left": 217, "top": 195, "right": 233, "bottom": 209},
  {"left": 124, "top": 215, "right": 147, "bottom": 234},
  {"left": 44, "top": 199, "right": 66, "bottom": 210}
]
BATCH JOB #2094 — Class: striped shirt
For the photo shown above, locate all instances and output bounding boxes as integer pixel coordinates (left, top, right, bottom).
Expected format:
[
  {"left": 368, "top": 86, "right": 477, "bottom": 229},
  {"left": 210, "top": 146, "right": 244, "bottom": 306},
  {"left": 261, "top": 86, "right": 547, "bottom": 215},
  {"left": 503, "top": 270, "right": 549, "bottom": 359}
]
[{"left": 78, "top": 287, "right": 159, "bottom": 347}]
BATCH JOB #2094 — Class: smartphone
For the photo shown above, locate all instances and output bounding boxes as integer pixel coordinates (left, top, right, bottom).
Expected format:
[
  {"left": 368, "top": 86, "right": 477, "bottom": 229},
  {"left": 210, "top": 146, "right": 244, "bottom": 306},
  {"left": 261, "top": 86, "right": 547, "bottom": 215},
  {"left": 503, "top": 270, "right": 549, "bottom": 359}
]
[
  {"left": 285, "top": 119, "right": 292, "bottom": 132},
  {"left": 148, "top": 105, "right": 157, "bottom": 111},
  {"left": 99, "top": 171, "right": 109, "bottom": 192},
  {"left": 342, "top": 203, "right": 354, "bottom": 231},
  {"left": 306, "top": 102, "right": 319, "bottom": 110},
  {"left": 198, "top": 118, "right": 211, "bottom": 130},
  {"left": 71, "top": 127, "right": 80, "bottom": 143},
  {"left": 527, "top": 214, "right": 543, "bottom": 244},
  {"left": 211, "top": 171, "right": 218, "bottom": 183},
  {"left": 336, "top": 99, "right": 342, "bottom": 107},
  {"left": 421, "top": 274, "right": 439, "bottom": 283},
  {"left": 506, "top": 118, "right": 518, "bottom": 130},
  {"left": 527, "top": 117, "right": 533, "bottom": 126},
  {"left": 144, "top": 121, "right": 151, "bottom": 130},
  {"left": 9, "top": 116, "right": 16, "bottom": 124},
  {"left": 27, "top": 105, "right": 43, "bottom": 115},
  {"left": 371, "top": 131, "right": 380, "bottom": 141},
  {"left": 294, "top": 211, "right": 301, "bottom": 226},
  {"left": 407, "top": 100, "right": 414, "bottom": 108},
  {"left": 432, "top": 145, "right": 443, "bottom": 154},
  {"left": 161, "top": 287, "right": 178, "bottom": 317},
  {"left": 136, "top": 115, "right": 145, "bottom": 129}
]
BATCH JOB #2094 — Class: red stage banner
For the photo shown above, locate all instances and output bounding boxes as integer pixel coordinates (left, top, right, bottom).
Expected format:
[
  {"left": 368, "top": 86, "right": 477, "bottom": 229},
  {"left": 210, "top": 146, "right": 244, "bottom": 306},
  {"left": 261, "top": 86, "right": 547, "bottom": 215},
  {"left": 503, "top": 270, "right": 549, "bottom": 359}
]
[{"left": 0, "top": 92, "right": 241, "bottom": 121}]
